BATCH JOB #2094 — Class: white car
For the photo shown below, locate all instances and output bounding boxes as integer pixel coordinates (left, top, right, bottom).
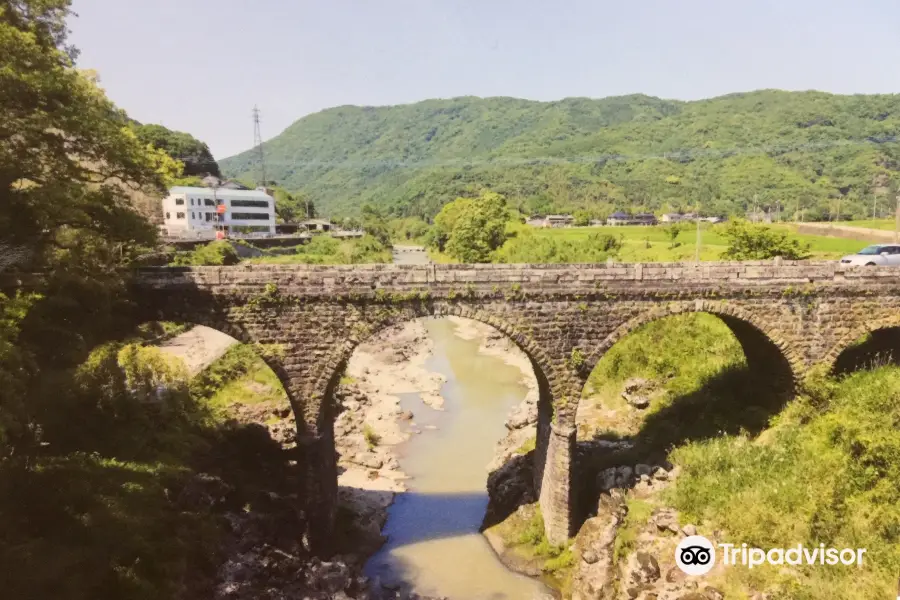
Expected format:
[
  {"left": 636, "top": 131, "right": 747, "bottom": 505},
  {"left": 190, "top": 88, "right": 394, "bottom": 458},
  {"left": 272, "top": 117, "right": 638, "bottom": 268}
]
[{"left": 839, "top": 244, "right": 900, "bottom": 266}]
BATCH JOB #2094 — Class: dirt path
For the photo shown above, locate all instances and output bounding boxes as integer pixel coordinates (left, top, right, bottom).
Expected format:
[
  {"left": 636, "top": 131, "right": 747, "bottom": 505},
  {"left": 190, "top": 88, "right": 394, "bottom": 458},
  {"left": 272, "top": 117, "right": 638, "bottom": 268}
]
[
  {"left": 796, "top": 222, "right": 898, "bottom": 243},
  {"left": 157, "top": 325, "right": 237, "bottom": 375}
]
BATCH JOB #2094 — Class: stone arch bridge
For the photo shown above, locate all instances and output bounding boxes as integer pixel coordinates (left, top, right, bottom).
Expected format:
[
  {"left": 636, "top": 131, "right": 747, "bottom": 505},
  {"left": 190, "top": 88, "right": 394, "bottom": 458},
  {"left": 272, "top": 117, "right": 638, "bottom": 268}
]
[{"left": 132, "top": 261, "right": 900, "bottom": 551}]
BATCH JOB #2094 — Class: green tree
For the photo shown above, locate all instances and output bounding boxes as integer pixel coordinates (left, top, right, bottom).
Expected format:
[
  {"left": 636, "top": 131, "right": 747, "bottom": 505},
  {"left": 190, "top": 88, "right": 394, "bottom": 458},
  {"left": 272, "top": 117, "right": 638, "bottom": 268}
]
[
  {"left": 428, "top": 197, "right": 475, "bottom": 252},
  {"left": 440, "top": 192, "right": 509, "bottom": 262},
  {"left": 573, "top": 210, "right": 591, "bottom": 227},
  {"left": 361, "top": 204, "right": 391, "bottom": 247},
  {"left": 664, "top": 222, "right": 686, "bottom": 248},
  {"left": 132, "top": 123, "right": 220, "bottom": 177},
  {"left": 0, "top": 0, "right": 171, "bottom": 458},
  {"left": 273, "top": 187, "right": 315, "bottom": 222},
  {"left": 171, "top": 240, "right": 239, "bottom": 266},
  {"left": 720, "top": 220, "right": 811, "bottom": 260}
]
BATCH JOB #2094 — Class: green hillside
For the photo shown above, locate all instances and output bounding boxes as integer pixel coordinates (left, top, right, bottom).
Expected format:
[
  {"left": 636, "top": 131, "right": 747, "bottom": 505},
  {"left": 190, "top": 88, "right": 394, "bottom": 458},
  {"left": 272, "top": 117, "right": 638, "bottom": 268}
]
[{"left": 220, "top": 91, "right": 900, "bottom": 219}]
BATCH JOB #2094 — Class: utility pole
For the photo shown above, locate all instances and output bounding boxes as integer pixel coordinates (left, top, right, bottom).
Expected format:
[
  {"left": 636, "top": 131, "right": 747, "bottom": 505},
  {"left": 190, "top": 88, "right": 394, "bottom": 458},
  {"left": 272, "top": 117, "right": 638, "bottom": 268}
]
[
  {"left": 695, "top": 204, "right": 702, "bottom": 263},
  {"left": 252, "top": 105, "right": 267, "bottom": 188},
  {"left": 895, "top": 194, "right": 900, "bottom": 243}
]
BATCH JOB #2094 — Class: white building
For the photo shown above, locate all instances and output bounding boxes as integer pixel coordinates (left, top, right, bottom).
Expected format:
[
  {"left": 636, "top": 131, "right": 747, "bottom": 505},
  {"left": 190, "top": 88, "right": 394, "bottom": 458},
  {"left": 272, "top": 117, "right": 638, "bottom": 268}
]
[{"left": 162, "top": 186, "right": 276, "bottom": 237}]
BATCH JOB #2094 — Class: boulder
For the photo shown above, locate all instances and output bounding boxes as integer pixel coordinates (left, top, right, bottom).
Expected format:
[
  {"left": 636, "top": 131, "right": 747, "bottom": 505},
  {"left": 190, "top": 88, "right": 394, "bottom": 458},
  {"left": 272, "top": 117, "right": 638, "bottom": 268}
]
[
  {"left": 625, "top": 395, "right": 650, "bottom": 409},
  {"left": 353, "top": 452, "right": 384, "bottom": 470},
  {"left": 623, "top": 551, "right": 660, "bottom": 586},
  {"left": 481, "top": 454, "right": 535, "bottom": 530},
  {"left": 652, "top": 507, "right": 680, "bottom": 533},
  {"left": 569, "top": 491, "right": 626, "bottom": 599}
]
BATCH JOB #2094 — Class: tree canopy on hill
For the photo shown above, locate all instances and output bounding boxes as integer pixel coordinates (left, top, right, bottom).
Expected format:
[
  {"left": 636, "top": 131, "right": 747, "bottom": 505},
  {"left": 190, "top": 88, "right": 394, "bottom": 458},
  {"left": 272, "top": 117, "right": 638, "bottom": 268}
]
[
  {"left": 132, "top": 123, "right": 220, "bottom": 177},
  {"left": 219, "top": 93, "right": 900, "bottom": 221}
]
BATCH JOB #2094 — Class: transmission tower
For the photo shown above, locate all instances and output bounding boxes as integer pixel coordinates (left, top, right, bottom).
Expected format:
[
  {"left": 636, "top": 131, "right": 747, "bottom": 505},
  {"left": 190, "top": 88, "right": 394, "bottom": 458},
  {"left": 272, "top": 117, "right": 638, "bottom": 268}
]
[{"left": 252, "top": 105, "right": 267, "bottom": 187}]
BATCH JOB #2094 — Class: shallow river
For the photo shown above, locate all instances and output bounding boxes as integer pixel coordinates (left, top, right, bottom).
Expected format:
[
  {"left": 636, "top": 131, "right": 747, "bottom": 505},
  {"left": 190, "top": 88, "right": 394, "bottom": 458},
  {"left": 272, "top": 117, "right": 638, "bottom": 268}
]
[{"left": 364, "top": 317, "right": 551, "bottom": 599}]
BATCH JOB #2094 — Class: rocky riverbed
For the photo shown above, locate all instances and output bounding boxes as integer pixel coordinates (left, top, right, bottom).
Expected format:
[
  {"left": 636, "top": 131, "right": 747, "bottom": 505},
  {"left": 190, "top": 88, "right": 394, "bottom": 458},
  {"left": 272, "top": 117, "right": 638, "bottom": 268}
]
[{"left": 206, "top": 317, "right": 545, "bottom": 600}]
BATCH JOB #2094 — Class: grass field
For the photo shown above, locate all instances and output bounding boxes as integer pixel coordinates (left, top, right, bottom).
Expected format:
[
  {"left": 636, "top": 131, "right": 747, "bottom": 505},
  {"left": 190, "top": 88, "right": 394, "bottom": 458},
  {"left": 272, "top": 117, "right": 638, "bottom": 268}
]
[
  {"left": 425, "top": 222, "right": 868, "bottom": 263},
  {"left": 528, "top": 224, "right": 865, "bottom": 259}
]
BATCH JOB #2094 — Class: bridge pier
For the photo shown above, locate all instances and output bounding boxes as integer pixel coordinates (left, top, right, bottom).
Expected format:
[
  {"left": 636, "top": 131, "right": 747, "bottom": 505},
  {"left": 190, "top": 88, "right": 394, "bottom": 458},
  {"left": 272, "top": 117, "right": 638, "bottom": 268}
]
[
  {"left": 297, "top": 429, "right": 338, "bottom": 555},
  {"left": 538, "top": 423, "right": 576, "bottom": 545}
]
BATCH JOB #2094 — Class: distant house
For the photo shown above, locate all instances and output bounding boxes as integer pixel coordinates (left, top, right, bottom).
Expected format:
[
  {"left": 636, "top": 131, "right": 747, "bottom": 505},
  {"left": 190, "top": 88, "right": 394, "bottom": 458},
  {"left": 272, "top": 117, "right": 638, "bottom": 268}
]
[
  {"left": 526, "top": 215, "right": 547, "bottom": 227},
  {"left": 661, "top": 213, "right": 684, "bottom": 223},
  {"left": 545, "top": 214, "right": 574, "bottom": 228},
  {"left": 633, "top": 213, "right": 658, "bottom": 226},
  {"left": 606, "top": 211, "right": 632, "bottom": 226},
  {"left": 589, "top": 219, "right": 605, "bottom": 227},
  {"left": 704, "top": 216, "right": 727, "bottom": 224},
  {"left": 162, "top": 186, "right": 276, "bottom": 237},
  {"left": 525, "top": 214, "right": 575, "bottom": 227},
  {"left": 301, "top": 218, "right": 332, "bottom": 232},
  {"left": 221, "top": 180, "right": 251, "bottom": 190}
]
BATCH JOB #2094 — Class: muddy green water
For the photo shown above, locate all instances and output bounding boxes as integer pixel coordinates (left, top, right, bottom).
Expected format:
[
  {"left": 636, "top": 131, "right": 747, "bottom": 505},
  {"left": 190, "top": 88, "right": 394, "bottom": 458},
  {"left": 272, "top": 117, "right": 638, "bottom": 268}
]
[{"left": 365, "top": 318, "right": 551, "bottom": 599}]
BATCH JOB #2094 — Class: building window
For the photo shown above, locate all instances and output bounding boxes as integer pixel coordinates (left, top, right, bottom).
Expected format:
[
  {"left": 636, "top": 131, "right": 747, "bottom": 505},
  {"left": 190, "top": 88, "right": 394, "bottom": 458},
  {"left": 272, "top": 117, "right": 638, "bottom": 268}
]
[
  {"left": 231, "top": 212, "right": 270, "bottom": 220},
  {"left": 205, "top": 213, "right": 213, "bottom": 222},
  {"left": 176, "top": 212, "right": 185, "bottom": 219},
  {"left": 204, "top": 198, "right": 215, "bottom": 206},
  {"left": 231, "top": 199, "right": 270, "bottom": 208},
  {"left": 175, "top": 198, "right": 184, "bottom": 205}
]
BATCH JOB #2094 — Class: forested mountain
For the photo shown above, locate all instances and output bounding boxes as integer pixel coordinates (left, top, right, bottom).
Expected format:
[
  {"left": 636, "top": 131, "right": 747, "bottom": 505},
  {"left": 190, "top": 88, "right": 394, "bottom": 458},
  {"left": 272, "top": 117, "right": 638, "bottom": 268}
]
[
  {"left": 133, "top": 123, "right": 221, "bottom": 178},
  {"left": 220, "top": 91, "right": 900, "bottom": 220}
]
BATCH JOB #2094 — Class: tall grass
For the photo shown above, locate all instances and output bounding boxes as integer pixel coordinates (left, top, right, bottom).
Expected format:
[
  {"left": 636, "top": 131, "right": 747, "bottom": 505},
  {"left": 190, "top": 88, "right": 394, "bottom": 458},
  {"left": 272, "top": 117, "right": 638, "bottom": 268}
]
[
  {"left": 669, "top": 367, "right": 900, "bottom": 599},
  {"left": 583, "top": 311, "right": 900, "bottom": 598}
]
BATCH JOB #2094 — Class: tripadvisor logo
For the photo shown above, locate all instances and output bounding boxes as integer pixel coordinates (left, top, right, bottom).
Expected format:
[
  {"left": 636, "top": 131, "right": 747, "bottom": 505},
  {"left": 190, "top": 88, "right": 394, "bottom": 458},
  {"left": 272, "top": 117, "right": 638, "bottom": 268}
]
[
  {"left": 676, "top": 536, "right": 716, "bottom": 575},
  {"left": 675, "top": 535, "right": 867, "bottom": 575}
]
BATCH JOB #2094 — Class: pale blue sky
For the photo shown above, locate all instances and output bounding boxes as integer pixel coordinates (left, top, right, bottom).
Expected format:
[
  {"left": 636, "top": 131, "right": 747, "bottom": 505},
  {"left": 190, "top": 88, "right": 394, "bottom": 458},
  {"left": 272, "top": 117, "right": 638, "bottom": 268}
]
[{"left": 70, "top": 0, "right": 900, "bottom": 159}]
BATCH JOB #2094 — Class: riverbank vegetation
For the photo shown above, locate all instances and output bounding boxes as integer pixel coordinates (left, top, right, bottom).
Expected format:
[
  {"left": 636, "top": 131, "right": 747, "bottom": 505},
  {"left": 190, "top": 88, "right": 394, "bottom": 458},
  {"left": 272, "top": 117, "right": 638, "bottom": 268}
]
[
  {"left": 484, "top": 504, "right": 576, "bottom": 594},
  {"left": 580, "top": 311, "right": 900, "bottom": 598}
]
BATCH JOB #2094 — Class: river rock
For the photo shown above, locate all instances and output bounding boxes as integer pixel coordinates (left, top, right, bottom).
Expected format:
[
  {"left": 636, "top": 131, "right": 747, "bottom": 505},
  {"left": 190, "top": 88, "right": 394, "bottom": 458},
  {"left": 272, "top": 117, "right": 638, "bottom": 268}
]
[
  {"left": 505, "top": 393, "right": 538, "bottom": 430},
  {"left": 652, "top": 507, "right": 680, "bottom": 533},
  {"left": 481, "top": 454, "right": 535, "bottom": 530},
  {"left": 621, "top": 377, "right": 655, "bottom": 409},
  {"left": 624, "top": 551, "right": 661, "bottom": 585},
  {"left": 625, "top": 395, "right": 650, "bottom": 409},
  {"left": 570, "top": 491, "right": 626, "bottom": 600},
  {"left": 354, "top": 452, "right": 385, "bottom": 470},
  {"left": 597, "top": 467, "right": 618, "bottom": 492}
]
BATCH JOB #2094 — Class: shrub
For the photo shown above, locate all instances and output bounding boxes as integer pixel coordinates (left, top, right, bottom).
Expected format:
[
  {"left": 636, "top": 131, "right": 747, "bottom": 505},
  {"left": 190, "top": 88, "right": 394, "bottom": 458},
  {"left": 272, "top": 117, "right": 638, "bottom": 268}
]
[
  {"left": 363, "top": 424, "right": 381, "bottom": 448},
  {"left": 720, "top": 219, "right": 810, "bottom": 260},
  {"left": 171, "top": 240, "right": 239, "bottom": 266}
]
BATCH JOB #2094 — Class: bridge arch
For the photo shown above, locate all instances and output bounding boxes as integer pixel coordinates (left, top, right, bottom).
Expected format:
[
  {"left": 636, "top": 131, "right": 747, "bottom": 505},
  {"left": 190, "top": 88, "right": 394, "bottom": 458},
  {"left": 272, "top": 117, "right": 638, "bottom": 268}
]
[
  {"left": 299, "top": 304, "right": 574, "bottom": 552},
  {"left": 824, "top": 314, "right": 900, "bottom": 375},
  {"left": 566, "top": 300, "right": 802, "bottom": 430}
]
